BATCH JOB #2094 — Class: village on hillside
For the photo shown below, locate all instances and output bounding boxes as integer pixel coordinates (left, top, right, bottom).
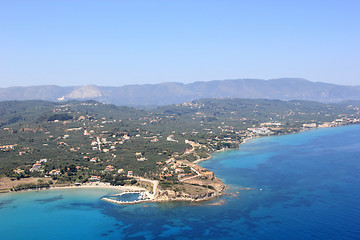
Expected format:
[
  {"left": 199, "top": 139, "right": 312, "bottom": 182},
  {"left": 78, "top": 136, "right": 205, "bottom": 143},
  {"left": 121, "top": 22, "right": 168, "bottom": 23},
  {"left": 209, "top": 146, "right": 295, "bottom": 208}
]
[{"left": 1, "top": 99, "right": 360, "bottom": 200}]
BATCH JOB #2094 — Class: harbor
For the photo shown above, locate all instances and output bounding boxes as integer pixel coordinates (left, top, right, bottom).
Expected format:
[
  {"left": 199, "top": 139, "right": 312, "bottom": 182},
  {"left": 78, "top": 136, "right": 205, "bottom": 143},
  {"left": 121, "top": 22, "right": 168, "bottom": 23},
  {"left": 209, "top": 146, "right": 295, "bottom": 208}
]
[{"left": 102, "top": 190, "right": 153, "bottom": 205}]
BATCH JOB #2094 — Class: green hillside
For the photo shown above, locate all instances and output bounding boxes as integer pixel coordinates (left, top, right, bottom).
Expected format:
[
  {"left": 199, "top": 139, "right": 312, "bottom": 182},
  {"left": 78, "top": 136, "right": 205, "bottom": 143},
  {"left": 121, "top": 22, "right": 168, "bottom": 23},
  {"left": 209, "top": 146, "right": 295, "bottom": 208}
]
[{"left": 0, "top": 98, "right": 359, "bottom": 185}]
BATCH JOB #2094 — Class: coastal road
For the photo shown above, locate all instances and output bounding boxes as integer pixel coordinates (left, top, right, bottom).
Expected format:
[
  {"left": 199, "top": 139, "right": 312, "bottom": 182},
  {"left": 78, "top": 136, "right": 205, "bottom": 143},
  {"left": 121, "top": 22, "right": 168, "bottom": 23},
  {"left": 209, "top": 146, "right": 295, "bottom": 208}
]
[{"left": 179, "top": 167, "right": 201, "bottom": 182}]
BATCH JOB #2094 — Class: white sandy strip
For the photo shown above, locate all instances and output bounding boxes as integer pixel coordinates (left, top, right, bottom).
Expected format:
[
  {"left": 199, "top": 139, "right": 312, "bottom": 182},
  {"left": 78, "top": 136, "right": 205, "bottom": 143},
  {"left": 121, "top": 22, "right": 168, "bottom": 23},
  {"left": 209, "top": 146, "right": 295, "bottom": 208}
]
[{"left": 50, "top": 182, "right": 146, "bottom": 192}]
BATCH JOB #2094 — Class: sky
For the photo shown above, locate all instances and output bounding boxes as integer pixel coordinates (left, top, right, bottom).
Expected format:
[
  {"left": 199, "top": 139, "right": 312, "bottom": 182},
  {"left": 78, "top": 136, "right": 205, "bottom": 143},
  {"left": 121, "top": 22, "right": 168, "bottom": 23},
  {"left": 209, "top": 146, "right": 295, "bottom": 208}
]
[{"left": 0, "top": 0, "right": 359, "bottom": 87}]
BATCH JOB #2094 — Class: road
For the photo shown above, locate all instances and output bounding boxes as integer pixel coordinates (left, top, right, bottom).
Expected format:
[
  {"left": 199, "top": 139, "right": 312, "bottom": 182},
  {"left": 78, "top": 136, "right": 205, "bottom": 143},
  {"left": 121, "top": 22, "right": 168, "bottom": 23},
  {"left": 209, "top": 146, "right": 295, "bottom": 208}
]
[{"left": 179, "top": 167, "right": 201, "bottom": 182}]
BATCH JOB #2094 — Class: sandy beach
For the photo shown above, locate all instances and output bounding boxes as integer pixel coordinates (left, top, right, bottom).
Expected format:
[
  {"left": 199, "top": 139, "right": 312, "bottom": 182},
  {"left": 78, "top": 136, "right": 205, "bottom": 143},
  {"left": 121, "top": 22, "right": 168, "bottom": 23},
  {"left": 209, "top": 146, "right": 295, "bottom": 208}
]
[
  {"left": 50, "top": 182, "right": 146, "bottom": 192},
  {"left": 0, "top": 177, "right": 146, "bottom": 194}
]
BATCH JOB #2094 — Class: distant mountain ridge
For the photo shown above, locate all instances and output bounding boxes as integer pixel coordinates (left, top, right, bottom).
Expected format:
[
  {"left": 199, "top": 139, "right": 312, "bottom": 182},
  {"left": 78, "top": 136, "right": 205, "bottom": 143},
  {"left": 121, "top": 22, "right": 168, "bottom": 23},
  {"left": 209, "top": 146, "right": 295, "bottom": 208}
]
[{"left": 1, "top": 78, "right": 359, "bottom": 106}]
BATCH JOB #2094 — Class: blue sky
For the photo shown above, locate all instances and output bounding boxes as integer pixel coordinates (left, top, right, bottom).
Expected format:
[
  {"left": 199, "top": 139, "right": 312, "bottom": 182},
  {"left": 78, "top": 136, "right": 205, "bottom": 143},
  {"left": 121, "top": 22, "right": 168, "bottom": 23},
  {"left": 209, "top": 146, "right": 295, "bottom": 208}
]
[{"left": 0, "top": 0, "right": 359, "bottom": 87}]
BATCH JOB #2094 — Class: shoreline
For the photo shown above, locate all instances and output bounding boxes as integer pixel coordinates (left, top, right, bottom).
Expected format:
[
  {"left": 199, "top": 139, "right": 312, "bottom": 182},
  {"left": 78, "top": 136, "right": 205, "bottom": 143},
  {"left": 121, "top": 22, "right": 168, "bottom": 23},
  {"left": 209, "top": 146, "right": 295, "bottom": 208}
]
[
  {"left": 2, "top": 124, "right": 357, "bottom": 205},
  {"left": 193, "top": 135, "right": 257, "bottom": 164},
  {"left": 102, "top": 192, "right": 224, "bottom": 205},
  {"left": 190, "top": 124, "right": 358, "bottom": 188},
  {"left": 1, "top": 182, "right": 146, "bottom": 195},
  {"left": 50, "top": 182, "right": 146, "bottom": 192},
  {"left": 0, "top": 128, "right": 321, "bottom": 202}
]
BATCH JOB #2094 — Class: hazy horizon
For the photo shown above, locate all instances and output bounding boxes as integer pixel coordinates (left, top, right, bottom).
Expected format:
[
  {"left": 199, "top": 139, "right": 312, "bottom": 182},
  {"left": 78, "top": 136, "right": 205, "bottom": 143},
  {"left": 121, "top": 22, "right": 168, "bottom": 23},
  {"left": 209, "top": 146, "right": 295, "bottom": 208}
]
[{"left": 1, "top": 77, "right": 359, "bottom": 89}]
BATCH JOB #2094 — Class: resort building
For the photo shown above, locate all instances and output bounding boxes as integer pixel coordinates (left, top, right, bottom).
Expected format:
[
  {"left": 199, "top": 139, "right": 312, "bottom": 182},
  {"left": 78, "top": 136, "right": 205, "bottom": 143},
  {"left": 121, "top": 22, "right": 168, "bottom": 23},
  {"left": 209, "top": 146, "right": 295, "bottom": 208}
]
[
  {"left": 89, "top": 176, "right": 101, "bottom": 181},
  {"left": 30, "top": 163, "right": 42, "bottom": 172}
]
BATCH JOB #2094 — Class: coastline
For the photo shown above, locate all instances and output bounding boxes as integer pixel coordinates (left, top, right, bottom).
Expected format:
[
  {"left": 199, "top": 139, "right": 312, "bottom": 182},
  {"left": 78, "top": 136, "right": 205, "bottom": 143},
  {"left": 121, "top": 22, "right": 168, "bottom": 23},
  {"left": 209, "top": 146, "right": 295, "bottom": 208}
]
[
  {"left": 0, "top": 132, "right": 303, "bottom": 198},
  {"left": 0, "top": 181, "right": 146, "bottom": 195},
  {"left": 193, "top": 136, "right": 256, "bottom": 164},
  {"left": 190, "top": 124, "right": 359, "bottom": 191},
  {"left": 2, "top": 123, "right": 359, "bottom": 239},
  {"left": 2, "top": 124, "right": 357, "bottom": 205},
  {"left": 49, "top": 182, "right": 146, "bottom": 192},
  {"left": 102, "top": 191, "right": 223, "bottom": 205}
]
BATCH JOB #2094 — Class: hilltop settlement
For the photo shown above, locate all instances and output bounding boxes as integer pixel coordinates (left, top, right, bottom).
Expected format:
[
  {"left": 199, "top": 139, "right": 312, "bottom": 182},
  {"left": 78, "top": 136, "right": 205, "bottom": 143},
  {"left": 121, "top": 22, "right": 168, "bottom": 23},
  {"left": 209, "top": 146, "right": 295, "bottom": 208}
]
[{"left": 1, "top": 98, "right": 360, "bottom": 203}]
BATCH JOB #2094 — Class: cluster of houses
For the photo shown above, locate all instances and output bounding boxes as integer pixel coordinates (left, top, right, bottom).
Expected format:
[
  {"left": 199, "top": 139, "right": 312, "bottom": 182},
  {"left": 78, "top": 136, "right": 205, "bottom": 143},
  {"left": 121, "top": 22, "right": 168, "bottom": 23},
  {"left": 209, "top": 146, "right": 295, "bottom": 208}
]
[
  {"left": 17, "top": 157, "right": 94, "bottom": 178},
  {"left": 302, "top": 123, "right": 317, "bottom": 128},
  {"left": 0, "top": 144, "right": 18, "bottom": 152},
  {"left": 158, "top": 158, "right": 192, "bottom": 179},
  {"left": 87, "top": 165, "right": 133, "bottom": 182},
  {"left": 261, "top": 122, "right": 282, "bottom": 127},
  {"left": 247, "top": 127, "right": 271, "bottom": 135},
  {"left": 88, "top": 133, "right": 131, "bottom": 152},
  {"left": 7, "top": 101, "right": 360, "bottom": 189},
  {"left": 13, "top": 156, "right": 133, "bottom": 183},
  {"left": 29, "top": 159, "right": 48, "bottom": 172}
]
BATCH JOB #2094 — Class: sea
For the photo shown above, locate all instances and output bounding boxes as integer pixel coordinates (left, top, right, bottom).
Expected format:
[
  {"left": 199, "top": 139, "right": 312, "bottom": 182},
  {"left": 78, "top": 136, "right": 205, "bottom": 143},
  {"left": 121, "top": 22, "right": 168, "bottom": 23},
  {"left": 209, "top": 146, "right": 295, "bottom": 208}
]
[{"left": 0, "top": 125, "right": 359, "bottom": 240}]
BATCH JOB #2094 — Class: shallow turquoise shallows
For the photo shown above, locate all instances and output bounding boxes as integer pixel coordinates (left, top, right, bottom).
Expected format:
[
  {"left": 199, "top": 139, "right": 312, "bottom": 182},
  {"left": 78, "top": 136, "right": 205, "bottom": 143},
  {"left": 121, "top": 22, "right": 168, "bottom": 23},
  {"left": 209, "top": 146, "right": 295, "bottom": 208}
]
[{"left": 1, "top": 125, "right": 360, "bottom": 240}]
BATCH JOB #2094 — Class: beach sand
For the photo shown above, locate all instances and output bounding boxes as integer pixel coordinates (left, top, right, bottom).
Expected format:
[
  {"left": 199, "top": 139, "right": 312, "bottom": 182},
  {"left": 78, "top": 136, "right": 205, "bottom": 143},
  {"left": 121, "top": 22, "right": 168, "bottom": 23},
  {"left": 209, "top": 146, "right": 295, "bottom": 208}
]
[
  {"left": 52, "top": 182, "right": 146, "bottom": 192},
  {"left": 0, "top": 177, "right": 146, "bottom": 194}
]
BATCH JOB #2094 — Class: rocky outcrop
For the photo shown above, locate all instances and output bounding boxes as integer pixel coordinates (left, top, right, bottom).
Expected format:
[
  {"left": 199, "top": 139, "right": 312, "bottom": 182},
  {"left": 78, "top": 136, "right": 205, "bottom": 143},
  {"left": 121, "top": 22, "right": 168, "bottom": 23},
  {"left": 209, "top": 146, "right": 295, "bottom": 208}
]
[{"left": 155, "top": 184, "right": 224, "bottom": 202}]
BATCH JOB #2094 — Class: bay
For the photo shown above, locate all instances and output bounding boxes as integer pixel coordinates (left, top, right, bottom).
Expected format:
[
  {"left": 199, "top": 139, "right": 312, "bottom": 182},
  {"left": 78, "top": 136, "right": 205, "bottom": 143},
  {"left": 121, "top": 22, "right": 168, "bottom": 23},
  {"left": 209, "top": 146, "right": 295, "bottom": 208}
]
[{"left": 1, "top": 125, "right": 359, "bottom": 239}]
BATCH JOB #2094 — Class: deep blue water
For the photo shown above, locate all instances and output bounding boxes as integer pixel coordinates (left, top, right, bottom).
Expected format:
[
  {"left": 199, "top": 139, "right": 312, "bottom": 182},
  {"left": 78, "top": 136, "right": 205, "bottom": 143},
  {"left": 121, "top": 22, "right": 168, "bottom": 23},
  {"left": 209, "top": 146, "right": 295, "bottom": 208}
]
[{"left": 1, "top": 125, "right": 360, "bottom": 240}]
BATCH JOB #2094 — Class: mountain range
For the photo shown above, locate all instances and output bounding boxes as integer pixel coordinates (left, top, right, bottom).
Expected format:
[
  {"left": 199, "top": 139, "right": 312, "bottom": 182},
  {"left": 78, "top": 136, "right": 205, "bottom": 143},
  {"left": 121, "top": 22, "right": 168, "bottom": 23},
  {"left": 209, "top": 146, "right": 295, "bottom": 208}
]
[{"left": 1, "top": 78, "right": 359, "bottom": 106}]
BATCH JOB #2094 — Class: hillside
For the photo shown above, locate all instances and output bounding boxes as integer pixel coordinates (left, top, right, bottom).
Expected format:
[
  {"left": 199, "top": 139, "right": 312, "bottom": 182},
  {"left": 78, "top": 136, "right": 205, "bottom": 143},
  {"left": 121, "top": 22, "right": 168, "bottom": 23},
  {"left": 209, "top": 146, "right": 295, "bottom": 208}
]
[
  {"left": 1, "top": 98, "right": 359, "bottom": 176},
  {"left": 1, "top": 98, "right": 359, "bottom": 196},
  {"left": 1, "top": 78, "right": 360, "bottom": 106}
]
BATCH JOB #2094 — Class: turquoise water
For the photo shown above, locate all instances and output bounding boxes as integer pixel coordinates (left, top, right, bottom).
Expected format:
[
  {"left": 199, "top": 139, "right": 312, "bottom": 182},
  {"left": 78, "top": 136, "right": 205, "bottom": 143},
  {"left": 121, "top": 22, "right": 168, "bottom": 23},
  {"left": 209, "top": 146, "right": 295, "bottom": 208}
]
[
  {"left": 1, "top": 125, "right": 360, "bottom": 239},
  {"left": 109, "top": 192, "right": 140, "bottom": 202}
]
